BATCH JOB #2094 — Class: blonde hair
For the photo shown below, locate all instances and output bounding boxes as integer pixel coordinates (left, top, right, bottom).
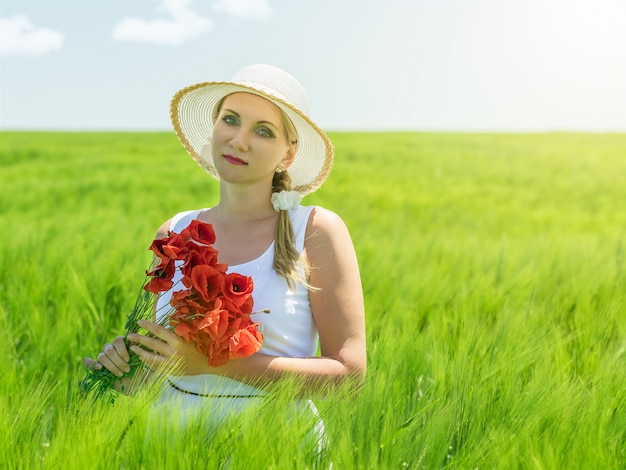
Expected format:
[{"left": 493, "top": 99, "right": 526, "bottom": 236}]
[
  {"left": 272, "top": 170, "right": 310, "bottom": 290},
  {"left": 272, "top": 107, "right": 310, "bottom": 290},
  {"left": 214, "top": 95, "right": 308, "bottom": 290}
]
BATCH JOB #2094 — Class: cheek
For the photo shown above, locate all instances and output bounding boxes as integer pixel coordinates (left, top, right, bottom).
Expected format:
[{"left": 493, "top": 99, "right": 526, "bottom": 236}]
[
  {"left": 262, "top": 145, "right": 290, "bottom": 167},
  {"left": 210, "top": 127, "right": 226, "bottom": 163},
  {"left": 212, "top": 123, "right": 229, "bottom": 143}
]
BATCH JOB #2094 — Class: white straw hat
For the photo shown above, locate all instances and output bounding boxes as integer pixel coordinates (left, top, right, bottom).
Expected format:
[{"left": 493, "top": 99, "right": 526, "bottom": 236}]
[{"left": 170, "top": 64, "right": 334, "bottom": 196}]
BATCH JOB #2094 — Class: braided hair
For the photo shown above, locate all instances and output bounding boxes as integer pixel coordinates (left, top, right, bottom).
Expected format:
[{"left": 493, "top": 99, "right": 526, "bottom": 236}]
[{"left": 271, "top": 170, "right": 310, "bottom": 290}]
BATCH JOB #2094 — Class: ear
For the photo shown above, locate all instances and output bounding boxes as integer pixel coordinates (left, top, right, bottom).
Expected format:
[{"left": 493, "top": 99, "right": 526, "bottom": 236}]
[{"left": 281, "top": 144, "right": 296, "bottom": 170}]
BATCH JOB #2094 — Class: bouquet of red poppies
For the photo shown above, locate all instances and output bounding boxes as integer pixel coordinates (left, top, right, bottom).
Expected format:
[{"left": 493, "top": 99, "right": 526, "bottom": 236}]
[{"left": 80, "top": 219, "right": 265, "bottom": 401}]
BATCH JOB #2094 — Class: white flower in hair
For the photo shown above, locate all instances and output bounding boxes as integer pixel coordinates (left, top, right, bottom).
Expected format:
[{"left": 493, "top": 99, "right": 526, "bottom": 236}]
[{"left": 271, "top": 190, "right": 301, "bottom": 212}]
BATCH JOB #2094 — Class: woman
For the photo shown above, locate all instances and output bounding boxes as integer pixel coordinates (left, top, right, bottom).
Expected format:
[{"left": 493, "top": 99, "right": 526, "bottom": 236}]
[{"left": 83, "top": 64, "right": 366, "bottom": 430}]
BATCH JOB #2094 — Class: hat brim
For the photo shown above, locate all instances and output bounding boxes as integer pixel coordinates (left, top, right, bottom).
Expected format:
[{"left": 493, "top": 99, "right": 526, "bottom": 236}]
[{"left": 170, "top": 81, "right": 334, "bottom": 196}]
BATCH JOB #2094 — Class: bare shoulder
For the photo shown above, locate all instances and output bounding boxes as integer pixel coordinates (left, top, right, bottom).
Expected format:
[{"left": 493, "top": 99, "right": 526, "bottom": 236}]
[
  {"left": 155, "top": 219, "right": 172, "bottom": 239},
  {"left": 306, "top": 206, "right": 350, "bottom": 239},
  {"left": 305, "top": 206, "right": 356, "bottom": 266}
]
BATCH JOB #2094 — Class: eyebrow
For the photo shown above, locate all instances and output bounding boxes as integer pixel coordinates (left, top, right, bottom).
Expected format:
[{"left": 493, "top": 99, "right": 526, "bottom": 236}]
[{"left": 222, "top": 108, "right": 280, "bottom": 130}]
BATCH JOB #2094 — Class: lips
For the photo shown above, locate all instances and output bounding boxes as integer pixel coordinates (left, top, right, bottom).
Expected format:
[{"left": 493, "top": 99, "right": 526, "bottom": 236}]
[{"left": 223, "top": 154, "right": 248, "bottom": 166}]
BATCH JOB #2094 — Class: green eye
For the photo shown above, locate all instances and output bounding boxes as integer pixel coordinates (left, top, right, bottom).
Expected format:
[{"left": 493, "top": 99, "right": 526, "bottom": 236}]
[
  {"left": 257, "top": 127, "right": 275, "bottom": 138},
  {"left": 222, "top": 115, "right": 238, "bottom": 125}
]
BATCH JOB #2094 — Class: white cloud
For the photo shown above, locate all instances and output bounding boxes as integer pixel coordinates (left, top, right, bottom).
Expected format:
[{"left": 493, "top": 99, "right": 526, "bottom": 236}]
[
  {"left": 212, "top": 0, "right": 272, "bottom": 20},
  {"left": 0, "top": 16, "right": 64, "bottom": 57},
  {"left": 112, "top": 0, "right": 212, "bottom": 46}
]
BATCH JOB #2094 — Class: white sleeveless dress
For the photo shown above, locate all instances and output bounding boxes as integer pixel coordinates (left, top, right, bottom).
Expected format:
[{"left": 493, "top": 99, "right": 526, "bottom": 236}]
[{"left": 150, "top": 205, "right": 324, "bottom": 437}]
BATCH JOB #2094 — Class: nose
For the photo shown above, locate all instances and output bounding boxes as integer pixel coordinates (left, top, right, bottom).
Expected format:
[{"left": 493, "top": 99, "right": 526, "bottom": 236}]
[{"left": 229, "top": 129, "right": 249, "bottom": 152}]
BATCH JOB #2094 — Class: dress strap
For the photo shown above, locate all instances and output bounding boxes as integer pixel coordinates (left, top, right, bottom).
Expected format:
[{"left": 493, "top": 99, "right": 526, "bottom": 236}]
[
  {"left": 169, "top": 209, "right": 204, "bottom": 233},
  {"left": 290, "top": 205, "right": 315, "bottom": 252}
]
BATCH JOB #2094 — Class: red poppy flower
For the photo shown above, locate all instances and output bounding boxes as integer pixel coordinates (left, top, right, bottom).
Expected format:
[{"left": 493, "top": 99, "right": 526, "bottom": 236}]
[
  {"left": 181, "top": 246, "right": 220, "bottom": 277},
  {"left": 181, "top": 219, "right": 216, "bottom": 246},
  {"left": 207, "top": 339, "right": 230, "bottom": 367},
  {"left": 229, "top": 325, "right": 263, "bottom": 359},
  {"left": 146, "top": 256, "right": 176, "bottom": 278},
  {"left": 143, "top": 260, "right": 176, "bottom": 294},
  {"left": 197, "top": 300, "right": 230, "bottom": 341},
  {"left": 192, "top": 330, "right": 213, "bottom": 357},
  {"left": 169, "top": 289, "right": 203, "bottom": 319},
  {"left": 173, "top": 317, "right": 200, "bottom": 342},
  {"left": 221, "top": 295, "right": 254, "bottom": 317},
  {"left": 148, "top": 238, "right": 171, "bottom": 263},
  {"left": 187, "top": 265, "right": 225, "bottom": 301},
  {"left": 161, "top": 233, "right": 189, "bottom": 260},
  {"left": 143, "top": 276, "right": 173, "bottom": 295},
  {"left": 195, "top": 331, "right": 230, "bottom": 367},
  {"left": 223, "top": 273, "right": 254, "bottom": 308}
]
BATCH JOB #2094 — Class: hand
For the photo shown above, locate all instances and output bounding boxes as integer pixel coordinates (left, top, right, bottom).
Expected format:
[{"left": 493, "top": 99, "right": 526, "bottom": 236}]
[
  {"left": 82, "top": 336, "right": 131, "bottom": 378},
  {"left": 127, "top": 319, "right": 210, "bottom": 376}
]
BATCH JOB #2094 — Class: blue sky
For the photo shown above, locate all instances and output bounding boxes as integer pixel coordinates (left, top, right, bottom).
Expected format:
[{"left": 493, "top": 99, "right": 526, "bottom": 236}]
[{"left": 1, "top": 0, "right": 625, "bottom": 132}]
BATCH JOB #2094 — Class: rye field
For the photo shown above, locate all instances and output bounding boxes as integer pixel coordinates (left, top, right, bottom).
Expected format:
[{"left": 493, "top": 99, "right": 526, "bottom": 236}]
[{"left": 1, "top": 131, "right": 625, "bottom": 469}]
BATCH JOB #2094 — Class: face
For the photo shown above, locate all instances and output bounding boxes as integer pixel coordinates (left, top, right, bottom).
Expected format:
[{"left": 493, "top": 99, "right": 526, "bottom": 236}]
[{"left": 211, "top": 92, "right": 295, "bottom": 187}]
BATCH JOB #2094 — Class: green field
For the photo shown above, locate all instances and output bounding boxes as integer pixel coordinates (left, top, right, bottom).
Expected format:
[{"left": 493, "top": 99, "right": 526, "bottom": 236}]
[{"left": 1, "top": 131, "right": 625, "bottom": 468}]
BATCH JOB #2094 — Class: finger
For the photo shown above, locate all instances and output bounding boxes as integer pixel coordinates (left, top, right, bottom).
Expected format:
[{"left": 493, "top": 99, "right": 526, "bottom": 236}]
[
  {"left": 127, "top": 332, "right": 172, "bottom": 357},
  {"left": 82, "top": 357, "right": 102, "bottom": 370},
  {"left": 98, "top": 343, "right": 131, "bottom": 376},
  {"left": 130, "top": 343, "right": 186, "bottom": 375},
  {"left": 97, "top": 347, "right": 132, "bottom": 377},
  {"left": 129, "top": 344, "right": 167, "bottom": 371},
  {"left": 137, "top": 319, "right": 179, "bottom": 343},
  {"left": 111, "top": 336, "right": 130, "bottom": 362},
  {"left": 96, "top": 352, "right": 127, "bottom": 377}
]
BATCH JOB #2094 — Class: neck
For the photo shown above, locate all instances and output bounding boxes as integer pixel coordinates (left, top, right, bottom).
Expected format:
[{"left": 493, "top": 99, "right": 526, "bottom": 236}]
[{"left": 215, "top": 181, "right": 275, "bottom": 222}]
